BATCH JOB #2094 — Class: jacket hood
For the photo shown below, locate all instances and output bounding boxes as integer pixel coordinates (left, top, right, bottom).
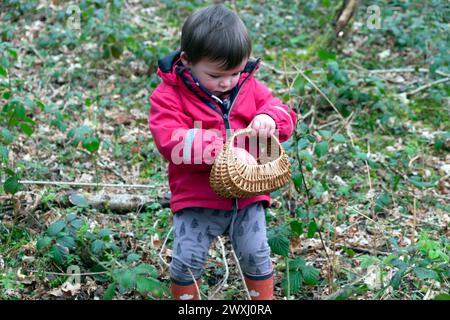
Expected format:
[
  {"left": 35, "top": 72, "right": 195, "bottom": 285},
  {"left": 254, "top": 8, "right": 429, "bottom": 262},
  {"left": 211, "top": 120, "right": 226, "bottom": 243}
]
[{"left": 156, "top": 50, "right": 261, "bottom": 87}]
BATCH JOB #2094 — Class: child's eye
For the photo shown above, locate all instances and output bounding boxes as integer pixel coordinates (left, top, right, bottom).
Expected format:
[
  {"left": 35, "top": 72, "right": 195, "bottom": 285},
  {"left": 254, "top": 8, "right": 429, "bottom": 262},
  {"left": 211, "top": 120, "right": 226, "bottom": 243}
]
[{"left": 209, "top": 75, "right": 220, "bottom": 79}]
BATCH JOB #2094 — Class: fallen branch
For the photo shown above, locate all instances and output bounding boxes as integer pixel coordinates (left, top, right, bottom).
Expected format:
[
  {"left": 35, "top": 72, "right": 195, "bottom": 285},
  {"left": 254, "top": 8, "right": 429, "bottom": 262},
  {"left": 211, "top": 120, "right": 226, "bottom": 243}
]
[
  {"left": 1, "top": 180, "right": 157, "bottom": 189},
  {"left": 406, "top": 77, "right": 450, "bottom": 96},
  {"left": 335, "top": 0, "right": 359, "bottom": 35},
  {"left": 68, "top": 192, "right": 158, "bottom": 212}
]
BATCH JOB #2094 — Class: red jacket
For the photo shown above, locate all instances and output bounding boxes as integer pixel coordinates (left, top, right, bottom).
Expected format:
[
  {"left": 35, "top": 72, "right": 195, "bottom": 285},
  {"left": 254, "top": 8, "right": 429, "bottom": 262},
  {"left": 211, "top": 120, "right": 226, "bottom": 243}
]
[{"left": 148, "top": 51, "right": 297, "bottom": 213}]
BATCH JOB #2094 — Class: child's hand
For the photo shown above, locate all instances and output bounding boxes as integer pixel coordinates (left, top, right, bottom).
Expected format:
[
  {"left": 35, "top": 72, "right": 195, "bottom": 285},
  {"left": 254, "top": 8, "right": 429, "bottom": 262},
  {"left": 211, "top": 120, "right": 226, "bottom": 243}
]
[
  {"left": 248, "top": 114, "right": 276, "bottom": 138},
  {"left": 232, "top": 147, "right": 258, "bottom": 165}
]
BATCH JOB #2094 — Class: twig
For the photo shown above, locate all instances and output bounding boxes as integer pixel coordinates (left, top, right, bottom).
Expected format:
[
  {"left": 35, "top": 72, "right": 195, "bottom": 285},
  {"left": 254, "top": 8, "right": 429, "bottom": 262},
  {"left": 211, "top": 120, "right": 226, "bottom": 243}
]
[
  {"left": 230, "top": 243, "right": 251, "bottom": 300},
  {"left": 412, "top": 197, "right": 417, "bottom": 245},
  {"left": 406, "top": 77, "right": 450, "bottom": 96},
  {"left": 158, "top": 227, "right": 172, "bottom": 268},
  {"left": 187, "top": 268, "right": 203, "bottom": 300},
  {"left": 292, "top": 65, "right": 345, "bottom": 121},
  {"left": 208, "top": 236, "right": 230, "bottom": 299},
  {"left": 31, "top": 270, "right": 108, "bottom": 277},
  {"left": 0, "top": 180, "right": 157, "bottom": 189}
]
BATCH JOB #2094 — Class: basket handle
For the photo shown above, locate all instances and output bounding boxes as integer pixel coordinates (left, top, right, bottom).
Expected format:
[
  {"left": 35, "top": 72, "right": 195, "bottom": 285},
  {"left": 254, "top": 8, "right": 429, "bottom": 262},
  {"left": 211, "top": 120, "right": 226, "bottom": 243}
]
[{"left": 226, "top": 127, "right": 283, "bottom": 151}]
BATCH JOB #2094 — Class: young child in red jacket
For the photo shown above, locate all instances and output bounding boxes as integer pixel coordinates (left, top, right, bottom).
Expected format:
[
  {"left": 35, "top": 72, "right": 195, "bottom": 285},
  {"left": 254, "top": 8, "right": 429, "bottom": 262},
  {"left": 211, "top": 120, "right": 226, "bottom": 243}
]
[{"left": 149, "top": 4, "right": 297, "bottom": 300}]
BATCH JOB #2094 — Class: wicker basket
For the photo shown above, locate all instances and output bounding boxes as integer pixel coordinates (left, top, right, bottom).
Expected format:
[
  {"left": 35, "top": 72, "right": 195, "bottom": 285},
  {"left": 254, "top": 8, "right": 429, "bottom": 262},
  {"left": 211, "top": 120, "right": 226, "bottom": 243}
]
[{"left": 210, "top": 128, "right": 291, "bottom": 199}]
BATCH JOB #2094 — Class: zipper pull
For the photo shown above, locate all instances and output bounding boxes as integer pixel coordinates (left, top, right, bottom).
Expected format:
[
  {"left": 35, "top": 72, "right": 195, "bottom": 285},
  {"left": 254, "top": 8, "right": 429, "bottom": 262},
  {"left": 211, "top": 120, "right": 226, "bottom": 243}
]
[{"left": 223, "top": 113, "right": 228, "bottom": 119}]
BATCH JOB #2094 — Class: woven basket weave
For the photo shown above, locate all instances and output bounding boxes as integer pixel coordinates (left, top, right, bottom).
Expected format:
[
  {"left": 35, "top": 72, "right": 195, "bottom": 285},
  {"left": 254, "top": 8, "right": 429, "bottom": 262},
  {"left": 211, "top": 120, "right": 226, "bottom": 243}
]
[{"left": 210, "top": 128, "right": 291, "bottom": 199}]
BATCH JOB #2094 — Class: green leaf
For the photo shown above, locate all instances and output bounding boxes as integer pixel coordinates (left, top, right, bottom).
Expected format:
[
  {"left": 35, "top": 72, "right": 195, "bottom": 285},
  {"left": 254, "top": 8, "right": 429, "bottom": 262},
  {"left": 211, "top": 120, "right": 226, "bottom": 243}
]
[
  {"left": 104, "top": 283, "right": 116, "bottom": 300},
  {"left": 19, "top": 123, "right": 33, "bottom": 136},
  {"left": 4, "top": 176, "right": 22, "bottom": 195},
  {"left": 127, "top": 253, "right": 141, "bottom": 263},
  {"left": 50, "top": 244, "right": 65, "bottom": 265},
  {"left": 0, "top": 65, "right": 7, "bottom": 77},
  {"left": 1, "top": 128, "right": 15, "bottom": 144},
  {"left": 281, "top": 271, "right": 302, "bottom": 295},
  {"left": 290, "top": 220, "right": 303, "bottom": 236},
  {"left": 298, "top": 138, "right": 309, "bottom": 150},
  {"left": 332, "top": 134, "right": 346, "bottom": 143},
  {"left": 390, "top": 269, "right": 405, "bottom": 290},
  {"left": 13, "top": 103, "right": 26, "bottom": 120},
  {"left": 318, "top": 49, "right": 336, "bottom": 61},
  {"left": 268, "top": 234, "right": 290, "bottom": 257},
  {"left": 434, "top": 294, "right": 450, "bottom": 300},
  {"left": 307, "top": 221, "right": 317, "bottom": 238},
  {"left": 36, "top": 236, "right": 52, "bottom": 251},
  {"left": 83, "top": 136, "right": 100, "bottom": 153},
  {"left": 47, "top": 220, "right": 66, "bottom": 236},
  {"left": 98, "top": 230, "right": 113, "bottom": 241},
  {"left": 357, "top": 255, "right": 380, "bottom": 269},
  {"left": 117, "top": 269, "right": 135, "bottom": 290},
  {"left": 134, "top": 264, "right": 158, "bottom": 277},
  {"left": 314, "top": 141, "right": 328, "bottom": 158},
  {"left": 69, "top": 193, "right": 89, "bottom": 207},
  {"left": 91, "top": 239, "right": 104, "bottom": 254},
  {"left": 289, "top": 257, "right": 306, "bottom": 270},
  {"left": 136, "top": 276, "right": 162, "bottom": 296},
  {"left": 413, "top": 267, "right": 439, "bottom": 280},
  {"left": 318, "top": 130, "right": 331, "bottom": 138},
  {"left": 301, "top": 265, "right": 320, "bottom": 285},
  {"left": 292, "top": 173, "right": 303, "bottom": 190},
  {"left": 57, "top": 236, "right": 76, "bottom": 249},
  {"left": 408, "top": 176, "right": 438, "bottom": 189}
]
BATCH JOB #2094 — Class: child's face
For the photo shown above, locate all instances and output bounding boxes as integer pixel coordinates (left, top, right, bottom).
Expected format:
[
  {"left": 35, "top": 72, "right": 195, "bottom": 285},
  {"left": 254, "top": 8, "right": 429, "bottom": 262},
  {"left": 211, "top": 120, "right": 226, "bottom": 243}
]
[{"left": 181, "top": 54, "right": 247, "bottom": 97}]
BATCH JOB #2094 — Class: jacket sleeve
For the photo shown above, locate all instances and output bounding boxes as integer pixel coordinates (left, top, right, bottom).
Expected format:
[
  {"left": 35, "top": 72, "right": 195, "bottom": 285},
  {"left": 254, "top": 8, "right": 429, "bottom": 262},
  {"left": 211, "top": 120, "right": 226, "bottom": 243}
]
[
  {"left": 148, "top": 86, "right": 224, "bottom": 170},
  {"left": 253, "top": 78, "right": 297, "bottom": 143}
]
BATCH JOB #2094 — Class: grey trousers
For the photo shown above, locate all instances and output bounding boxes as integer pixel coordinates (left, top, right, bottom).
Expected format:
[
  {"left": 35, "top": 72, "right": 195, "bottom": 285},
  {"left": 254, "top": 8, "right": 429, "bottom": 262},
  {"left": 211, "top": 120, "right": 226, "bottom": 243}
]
[{"left": 170, "top": 201, "right": 273, "bottom": 285}]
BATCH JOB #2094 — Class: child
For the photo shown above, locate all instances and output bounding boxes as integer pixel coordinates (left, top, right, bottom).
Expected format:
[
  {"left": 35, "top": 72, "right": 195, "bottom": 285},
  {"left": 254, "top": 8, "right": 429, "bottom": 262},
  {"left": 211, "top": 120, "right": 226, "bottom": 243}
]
[{"left": 148, "top": 4, "right": 297, "bottom": 300}]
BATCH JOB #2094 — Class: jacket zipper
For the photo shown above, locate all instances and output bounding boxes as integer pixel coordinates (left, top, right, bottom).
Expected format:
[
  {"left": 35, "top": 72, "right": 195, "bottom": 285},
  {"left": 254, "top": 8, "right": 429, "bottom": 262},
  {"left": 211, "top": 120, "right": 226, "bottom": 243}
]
[{"left": 221, "top": 71, "right": 255, "bottom": 214}]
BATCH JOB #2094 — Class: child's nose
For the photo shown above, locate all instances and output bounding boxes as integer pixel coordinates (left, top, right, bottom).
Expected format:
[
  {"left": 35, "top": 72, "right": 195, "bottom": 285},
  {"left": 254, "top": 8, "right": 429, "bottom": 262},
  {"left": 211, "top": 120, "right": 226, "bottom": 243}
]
[{"left": 219, "top": 77, "right": 232, "bottom": 88}]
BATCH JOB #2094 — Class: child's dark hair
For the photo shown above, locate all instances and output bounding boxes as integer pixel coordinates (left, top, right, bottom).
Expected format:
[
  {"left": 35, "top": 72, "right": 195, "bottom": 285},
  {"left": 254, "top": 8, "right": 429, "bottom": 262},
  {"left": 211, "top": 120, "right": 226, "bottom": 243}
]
[{"left": 181, "top": 4, "right": 252, "bottom": 70}]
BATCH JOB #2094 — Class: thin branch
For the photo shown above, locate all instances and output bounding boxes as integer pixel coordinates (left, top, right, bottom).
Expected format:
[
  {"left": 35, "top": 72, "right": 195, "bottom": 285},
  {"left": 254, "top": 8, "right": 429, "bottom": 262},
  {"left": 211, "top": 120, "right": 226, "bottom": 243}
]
[
  {"left": 208, "top": 236, "right": 230, "bottom": 299},
  {"left": 292, "top": 64, "right": 345, "bottom": 121},
  {"left": 1, "top": 180, "right": 157, "bottom": 189},
  {"left": 230, "top": 243, "right": 251, "bottom": 300},
  {"left": 406, "top": 77, "right": 450, "bottom": 96}
]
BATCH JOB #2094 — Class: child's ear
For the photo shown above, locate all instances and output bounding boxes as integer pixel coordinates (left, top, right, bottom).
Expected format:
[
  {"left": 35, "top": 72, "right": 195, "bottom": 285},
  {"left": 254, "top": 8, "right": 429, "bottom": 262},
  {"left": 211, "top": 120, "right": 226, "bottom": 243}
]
[{"left": 180, "top": 51, "right": 191, "bottom": 67}]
